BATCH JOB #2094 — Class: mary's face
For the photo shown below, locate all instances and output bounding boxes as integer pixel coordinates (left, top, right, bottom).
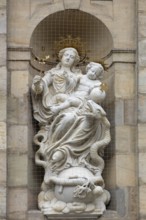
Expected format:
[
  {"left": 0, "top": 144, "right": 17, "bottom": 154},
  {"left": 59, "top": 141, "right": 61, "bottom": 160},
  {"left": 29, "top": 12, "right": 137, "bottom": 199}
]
[{"left": 61, "top": 50, "right": 76, "bottom": 67}]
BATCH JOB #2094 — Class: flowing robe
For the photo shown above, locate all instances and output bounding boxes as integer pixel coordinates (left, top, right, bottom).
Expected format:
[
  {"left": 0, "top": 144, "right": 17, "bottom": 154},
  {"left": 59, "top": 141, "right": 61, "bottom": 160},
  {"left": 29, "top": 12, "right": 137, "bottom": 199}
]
[
  {"left": 45, "top": 100, "right": 107, "bottom": 174},
  {"left": 32, "top": 67, "right": 79, "bottom": 125}
]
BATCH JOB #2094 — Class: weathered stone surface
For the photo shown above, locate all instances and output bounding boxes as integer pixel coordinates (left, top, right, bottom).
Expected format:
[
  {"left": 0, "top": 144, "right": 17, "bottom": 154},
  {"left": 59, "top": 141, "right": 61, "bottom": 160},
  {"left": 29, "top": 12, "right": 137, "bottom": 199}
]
[
  {"left": 8, "top": 188, "right": 27, "bottom": 220},
  {"left": 0, "top": 1, "right": 6, "bottom": 219},
  {"left": 104, "top": 156, "right": 116, "bottom": 188},
  {"left": 138, "top": 94, "right": 146, "bottom": 122},
  {"left": 0, "top": 34, "right": 6, "bottom": 65},
  {"left": 124, "top": 99, "right": 137, "bottom": 125},
  {"left": 0, "top": 7, "right": 6, "bottom": 34},
  {"left": 115, "top": 126, "right": 136, "bottom": 153},
  {"left": 63, "top": 0, "right": 81, "bottom": 9},
  {"left": 116, "top": 154, "right": 136, "bottom": 187},
  {"left": 115, "top": 99, "right": 124, "bottom": 125},
  {"left": 0, "top": 66, "right": 7, "bottom": 121},
  {"left": 113, "top": 52, "right": 135, "bottom": 63},
  {"left": 0, "top": 0, "right": 6, "bottom": 7},
  {"left": 139, "top": 185, "right": 146, "bottom": 216},
  {"left": 8, "top": 50, "right": 30, "bottom": 61},
  {"left": 7, "top": 0, "right": 30, "bottom": 47},
  {"left": 81, "top": 0, "right": 113, "bottom": 28},
  {"left": 139, "top": 153, "right": 146, "bottom": 185},
  {"left": 0, "top": 187, "right": 6, "bottom": 218},
  {"left": 0, "top": 152, "right": 6, "bottom": 186},
  {"left": 139, "top": 68, "right": 146, "bottom": 93},
  {"left": 8, "top": 96, "right": 29, "bottom": 124},
  {"left": 138, "top": 124, "right": 146, "bottom": 152},
  {"left": 138, "top": 2, "right": 146, "bottom": 220},
  {"left": 139, "top": 12, "right": 146, "bottom": 38},
  {"left": 28, "top": 210, "right": 45, "bottom": 220},
  {"left": 8, "top": 60, "right": 29, "bottom": 70},
  {"left": 115, "top": 64, "right": 135, "bottom": 99},
  {"left": 30, "top": 0, "right": 55, "bottom": 19},
  {"left": 113, "top": 0, "right": 135, "bottom": 49},
  {"left": 8, "top": 125, "right": 28, "bottom": 153},
  {"left": 139, "top": 39, "right": 146, "bottom": 67},
  {"left": 116, "top": 188, "right": 127, "bottom": 217},
  {"left": 0, "top": 122, "right": 6, "bottom": 150},
  {"left": 138, "top": 0, "right": 146, "bottom": 12},
  {"left": 11, "top": 70, "right": 29, "bottom": 98},
  {"left": 8, "top": 153, "right": 27, "bottom": 187}
]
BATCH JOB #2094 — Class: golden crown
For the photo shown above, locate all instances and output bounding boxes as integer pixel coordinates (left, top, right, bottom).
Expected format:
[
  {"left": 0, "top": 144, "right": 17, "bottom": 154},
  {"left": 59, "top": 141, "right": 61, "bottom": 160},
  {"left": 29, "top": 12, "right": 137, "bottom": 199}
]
[{"left": 31, "top": 35, "right": 109, "bottom": 73}]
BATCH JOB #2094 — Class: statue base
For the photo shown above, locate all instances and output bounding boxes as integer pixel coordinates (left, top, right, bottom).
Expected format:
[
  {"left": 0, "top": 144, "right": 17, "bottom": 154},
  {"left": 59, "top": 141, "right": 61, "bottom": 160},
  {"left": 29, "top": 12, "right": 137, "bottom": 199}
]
[
  {"left": 38, "top": 167, "right": 110, "bottom": 216},
  {"left": 45, "top": 214, "right": 102, "bottom": 220}
]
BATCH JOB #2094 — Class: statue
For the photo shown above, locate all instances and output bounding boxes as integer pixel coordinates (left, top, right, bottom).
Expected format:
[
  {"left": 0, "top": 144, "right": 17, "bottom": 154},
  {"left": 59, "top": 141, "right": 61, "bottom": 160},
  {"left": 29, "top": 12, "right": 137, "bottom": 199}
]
[{"left": 31, "top": 47, "right": 111, "bottom": 217}]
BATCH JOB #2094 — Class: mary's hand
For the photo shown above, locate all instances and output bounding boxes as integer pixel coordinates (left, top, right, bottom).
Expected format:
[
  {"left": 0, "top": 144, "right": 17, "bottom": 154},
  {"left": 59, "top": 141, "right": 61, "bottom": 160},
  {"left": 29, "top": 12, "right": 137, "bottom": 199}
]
[{"left": 32, "top": 75, "right": 43, "bottom": 94}]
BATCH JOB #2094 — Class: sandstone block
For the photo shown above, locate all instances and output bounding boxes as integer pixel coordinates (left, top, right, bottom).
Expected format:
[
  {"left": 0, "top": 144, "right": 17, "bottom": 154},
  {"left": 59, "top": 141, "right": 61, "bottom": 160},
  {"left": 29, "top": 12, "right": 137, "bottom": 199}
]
[
  {"left": 0, "top": 122, "right": 6, "bottom": 150},
  {"left": 139, "top": 12, "right": 146, "bottom": 38},
  {"left": 139, "top": 185, "right": 146, "bottom": 216},
  {"left": 115, "top": 99, "right": 124, "bottom": 125},
  {"left": 139, "top": 39, "right": 146, "bottom": 67},
  {"left": 139, "top": 153, "right": 146, "bottom": 185},
  {"left": 115, "top": 126, "right": 136, "bottom": 153},
  {"left": 8, "top": 50, "right": 30, "bottom": 61},
  {"left": 0, "top": 7, "right": 6, "bottom": 34},
  {"left": 113, "top": 52, "right": 135, "bottom": 63},
  {"left": 0, "top": 0, "right": 6, "bottom": 7},
  {"left": 116, "top": 154, "right": 136, "bottom": 187},
  {"left": 0, "top": 187, "right": 6, "bottom": 218},
  {"left": 29, "top": 0, "right": 53, "bottom": 18},
  {"left": 115, "top": 64, "right": 135, "bottom": 99},
  {"left": 0, "top": 66, "right": 7, "bottom": 121},
  {"left": 138, "top": 0, "right": 146, "bottom": 12},
  {"left": 0, "top": 152, "right": 6, "bottom": 185},
  {"left": 0, "top": 34, "right": 6, "bottom": 65},
  {"left": 104, "top": 156, "right": 116, "bottom": 188},
  {"left": 8, "top": 60, "right": 29, "bottom": 71},
  {"left": 8, "top": 125, "right": 28, "bottom": 153},
  {"left": 113, "top": 0, "right": 135, "bottom": 49},
  {"left": 138, "top": 124, "right": 146, "bottom": 152},
  {"left": 139, "top": 68, "right": 146, "bottom": 93},
  {"left": 124, "top": 99, "right": 136, "bottom": 125},
  {"left": 8, "top": 188, "right": 27, "bottom": 220},
  {"left": 11, "top": 70, "right": 29, "bottom": 98},
  {"left": 28, "top": 210, "right": 45, "bottom": 220},
  {"left": 138, "top": 94, "right": 146, "bottom": 122},
  {"left": 8, "top": 96, "right": 29, "bottom": 124},
  {"left": 63, "top": 0, "right": 81, "bottom": 9},
  {"left": 8, "top": 154, "right": 28, "bottom": 187}
]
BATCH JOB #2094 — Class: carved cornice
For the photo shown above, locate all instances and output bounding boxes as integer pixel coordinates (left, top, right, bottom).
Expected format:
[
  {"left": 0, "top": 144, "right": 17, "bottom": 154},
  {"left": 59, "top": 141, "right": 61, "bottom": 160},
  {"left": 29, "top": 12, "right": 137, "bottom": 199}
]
[
  {"left": 8, "top": 47, "right": 31, "bottom": 52},
  {"left": 8, "top": 47, "right": 136, "bottom": 71},
  {"left": 102, "top": 49, "right": 136, "bottom": 60}
]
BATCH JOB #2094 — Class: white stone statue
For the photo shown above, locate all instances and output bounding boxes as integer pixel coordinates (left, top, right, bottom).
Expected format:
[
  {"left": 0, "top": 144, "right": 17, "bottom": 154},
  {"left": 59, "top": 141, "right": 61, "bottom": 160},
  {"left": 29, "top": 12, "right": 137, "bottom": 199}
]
[{"left": 31, "top": 47, "right": 111, "bottom": 217}]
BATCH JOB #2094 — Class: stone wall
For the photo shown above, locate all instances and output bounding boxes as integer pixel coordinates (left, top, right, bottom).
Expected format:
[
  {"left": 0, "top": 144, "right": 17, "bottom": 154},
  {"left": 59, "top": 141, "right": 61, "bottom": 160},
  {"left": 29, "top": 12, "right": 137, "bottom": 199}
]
[
  {"left": 0, "top": 0, "right": 144, "bottom": 219},
  {"left": 0, "top": 0, "right": 7, "bottom": 220},
  {"left": 138, "top": 0, "right": 146, "bottom": 219}
]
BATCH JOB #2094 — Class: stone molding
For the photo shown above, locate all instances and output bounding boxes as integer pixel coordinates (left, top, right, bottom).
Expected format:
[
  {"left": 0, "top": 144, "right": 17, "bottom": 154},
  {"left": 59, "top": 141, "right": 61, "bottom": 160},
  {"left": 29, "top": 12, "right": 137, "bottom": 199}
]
[{"left": 7, "top": 47, "right": 136, "bottom": 71}]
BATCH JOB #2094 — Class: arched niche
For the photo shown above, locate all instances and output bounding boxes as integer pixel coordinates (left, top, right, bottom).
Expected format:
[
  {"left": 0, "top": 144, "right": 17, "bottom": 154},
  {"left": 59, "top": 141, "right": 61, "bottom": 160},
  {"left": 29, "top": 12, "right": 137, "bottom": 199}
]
[
  {"left": 30, "top": 9, "right": 113, "bottom": 66},
  {"left": 29, "top": 9, "right": 115, "bottom": 211}
]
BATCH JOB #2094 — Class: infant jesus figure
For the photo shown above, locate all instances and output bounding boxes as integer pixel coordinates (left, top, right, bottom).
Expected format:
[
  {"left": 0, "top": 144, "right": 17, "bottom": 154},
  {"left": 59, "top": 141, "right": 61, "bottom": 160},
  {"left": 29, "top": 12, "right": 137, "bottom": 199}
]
[{"left": 50, "top": 62, "right": 106, "bottom": 115}]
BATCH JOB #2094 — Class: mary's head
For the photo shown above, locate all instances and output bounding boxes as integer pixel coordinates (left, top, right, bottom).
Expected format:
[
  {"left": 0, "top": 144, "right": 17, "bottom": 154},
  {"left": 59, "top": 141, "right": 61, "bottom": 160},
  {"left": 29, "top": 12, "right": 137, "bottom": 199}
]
[{"left": 58, "top": 47, "right": 80, "bottom": 68}]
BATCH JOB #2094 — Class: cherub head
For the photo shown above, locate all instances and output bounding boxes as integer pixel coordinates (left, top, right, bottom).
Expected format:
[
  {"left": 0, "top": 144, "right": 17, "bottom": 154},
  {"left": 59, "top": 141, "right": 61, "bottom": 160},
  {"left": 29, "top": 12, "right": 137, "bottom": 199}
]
[{"left": 86, "top": 62, "right": 104, "bottom": 80}]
